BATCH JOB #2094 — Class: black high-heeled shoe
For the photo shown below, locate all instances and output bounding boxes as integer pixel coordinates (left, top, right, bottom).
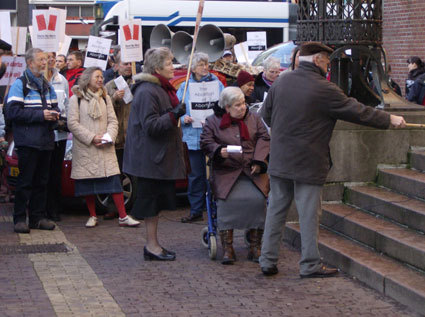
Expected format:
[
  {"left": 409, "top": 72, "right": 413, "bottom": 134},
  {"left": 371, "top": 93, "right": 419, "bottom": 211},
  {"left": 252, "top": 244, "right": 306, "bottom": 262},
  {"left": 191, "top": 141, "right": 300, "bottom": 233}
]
[
  {"left": 162, "top": 248, "right": 176, "bottom": 256},
  {"left": 143, "top": 246, "right": 176, "bottom": 261}
]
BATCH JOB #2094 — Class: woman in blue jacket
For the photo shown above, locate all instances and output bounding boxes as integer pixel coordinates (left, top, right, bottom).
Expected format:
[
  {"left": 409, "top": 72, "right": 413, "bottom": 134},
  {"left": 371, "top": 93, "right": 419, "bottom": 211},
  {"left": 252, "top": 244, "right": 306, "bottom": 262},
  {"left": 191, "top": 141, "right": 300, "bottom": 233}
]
[{"left": 178, "top": 52, "right": 224, "bottom": 223}]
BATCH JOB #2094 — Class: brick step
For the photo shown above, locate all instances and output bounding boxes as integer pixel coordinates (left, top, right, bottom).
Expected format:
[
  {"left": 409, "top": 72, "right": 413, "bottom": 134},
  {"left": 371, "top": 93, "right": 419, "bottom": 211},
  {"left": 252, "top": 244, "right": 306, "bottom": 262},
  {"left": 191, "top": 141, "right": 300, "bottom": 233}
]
[
  {"left": 377, "top": 167, "right": 425, "bottom": 200},
  {"left": 410, "top": 150, "right": 425, "bottom": 172},
  {"left": 320, "top": 203, "right": 425, "bottom": 272},
  {"left": 283, "top": 223, "right": 425, "bottom": 314},
  {"left": 345, "top": 185, "right": 425, "bottom": 232}
]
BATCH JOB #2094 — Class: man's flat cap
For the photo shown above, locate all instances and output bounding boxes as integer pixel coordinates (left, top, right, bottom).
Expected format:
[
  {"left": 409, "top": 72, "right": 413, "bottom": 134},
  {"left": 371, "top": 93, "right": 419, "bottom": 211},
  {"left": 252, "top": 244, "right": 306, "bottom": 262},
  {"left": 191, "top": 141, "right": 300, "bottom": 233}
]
[{"left": 299, "top": 42, "right": 333, "bottom": 56}]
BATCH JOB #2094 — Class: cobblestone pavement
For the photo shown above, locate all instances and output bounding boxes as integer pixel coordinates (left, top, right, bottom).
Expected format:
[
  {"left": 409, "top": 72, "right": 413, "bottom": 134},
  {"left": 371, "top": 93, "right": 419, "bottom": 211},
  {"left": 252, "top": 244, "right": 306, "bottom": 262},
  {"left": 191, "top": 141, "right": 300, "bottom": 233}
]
[{"left": 0, "top": 202, "right": 421, "bottom": 317}]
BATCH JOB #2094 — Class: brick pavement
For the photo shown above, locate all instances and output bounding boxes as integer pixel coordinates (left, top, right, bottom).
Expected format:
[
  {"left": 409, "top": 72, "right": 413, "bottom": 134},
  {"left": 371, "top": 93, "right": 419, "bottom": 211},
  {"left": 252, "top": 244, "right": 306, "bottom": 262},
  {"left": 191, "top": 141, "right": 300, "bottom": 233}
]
[{"left": 0, "top": 202, "right": 421, "bottom": 317}]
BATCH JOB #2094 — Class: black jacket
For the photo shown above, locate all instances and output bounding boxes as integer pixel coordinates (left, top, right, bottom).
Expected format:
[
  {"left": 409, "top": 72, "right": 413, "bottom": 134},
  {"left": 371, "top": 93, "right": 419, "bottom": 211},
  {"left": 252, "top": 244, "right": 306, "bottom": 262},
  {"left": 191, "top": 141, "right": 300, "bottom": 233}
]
[
  {"left": 261, "top": 61, "right": 391, "bottom": 185},
  {"left": 406, "top": 68, "right": 425, "bottom": 96},
  {"left": 407, "top": 73, "right": 425, "bottom": 105},
  {"left": 252, "top": 72, "right": 270, "bottom": 102}
]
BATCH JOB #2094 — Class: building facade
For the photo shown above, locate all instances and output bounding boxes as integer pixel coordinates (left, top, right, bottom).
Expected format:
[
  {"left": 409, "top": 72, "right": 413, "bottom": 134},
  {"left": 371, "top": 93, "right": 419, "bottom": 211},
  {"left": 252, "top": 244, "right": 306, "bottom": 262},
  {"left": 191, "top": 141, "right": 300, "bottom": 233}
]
[{"left": 383, "top": 0, "right": 425, "bottom": 96}]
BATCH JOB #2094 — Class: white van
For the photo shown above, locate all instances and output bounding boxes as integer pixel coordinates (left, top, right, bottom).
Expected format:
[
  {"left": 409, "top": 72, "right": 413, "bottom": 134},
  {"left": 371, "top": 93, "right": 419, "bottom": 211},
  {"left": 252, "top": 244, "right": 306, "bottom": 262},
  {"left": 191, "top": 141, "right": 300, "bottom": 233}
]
[{"left": 99, "top": 0, "right": 297, "bottom": 48}]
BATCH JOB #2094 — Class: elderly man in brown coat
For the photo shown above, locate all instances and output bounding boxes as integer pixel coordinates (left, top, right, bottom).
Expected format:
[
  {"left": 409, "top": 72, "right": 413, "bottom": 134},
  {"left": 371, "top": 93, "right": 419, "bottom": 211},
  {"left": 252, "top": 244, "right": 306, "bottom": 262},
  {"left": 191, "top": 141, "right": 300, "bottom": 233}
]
[{"left": 259, "top": 42, "right": 406, "bottom": 278}]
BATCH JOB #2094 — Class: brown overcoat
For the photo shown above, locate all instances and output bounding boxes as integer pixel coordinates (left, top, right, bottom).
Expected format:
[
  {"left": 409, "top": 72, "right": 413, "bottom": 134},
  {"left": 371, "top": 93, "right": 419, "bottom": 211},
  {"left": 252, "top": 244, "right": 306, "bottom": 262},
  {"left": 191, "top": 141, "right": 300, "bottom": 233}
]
[
  {"left": 67, "top": 86, "right": 120, "bottom": 180},
  {"left": 105, "top": 78, "right": 132, "bottom": 150},
  {"left": 200, "top": 109, "right": 270, "bottom": 200}
]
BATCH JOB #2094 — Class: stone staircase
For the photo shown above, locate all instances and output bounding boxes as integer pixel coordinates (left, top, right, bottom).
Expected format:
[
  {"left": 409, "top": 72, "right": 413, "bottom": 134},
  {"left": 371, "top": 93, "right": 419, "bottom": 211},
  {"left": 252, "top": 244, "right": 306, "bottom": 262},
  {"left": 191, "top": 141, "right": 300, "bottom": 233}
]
[{"left": 283, "top": 149, "right": 425, "bottom": 314}]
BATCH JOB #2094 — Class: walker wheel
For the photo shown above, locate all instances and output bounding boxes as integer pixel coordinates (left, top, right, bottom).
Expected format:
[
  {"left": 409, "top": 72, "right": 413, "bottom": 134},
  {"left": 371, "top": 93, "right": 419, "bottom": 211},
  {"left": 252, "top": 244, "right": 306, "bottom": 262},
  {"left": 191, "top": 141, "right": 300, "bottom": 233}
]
[
  {"left": 201, "top": 226, "right": 209, "bottom": 248},
  {"left": 208, "top": 235, "right": 217, "bottom": 260}
]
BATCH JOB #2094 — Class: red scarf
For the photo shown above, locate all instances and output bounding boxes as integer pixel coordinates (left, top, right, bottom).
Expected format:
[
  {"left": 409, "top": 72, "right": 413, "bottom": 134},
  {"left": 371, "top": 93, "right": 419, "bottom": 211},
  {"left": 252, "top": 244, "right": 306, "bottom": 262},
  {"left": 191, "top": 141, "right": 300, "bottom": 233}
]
[
  {"left": 219, "top": 113, "right": 250, "bottom": 141},
  {"left": 153, "top": 73, "right": 179, "bottom": 108}
]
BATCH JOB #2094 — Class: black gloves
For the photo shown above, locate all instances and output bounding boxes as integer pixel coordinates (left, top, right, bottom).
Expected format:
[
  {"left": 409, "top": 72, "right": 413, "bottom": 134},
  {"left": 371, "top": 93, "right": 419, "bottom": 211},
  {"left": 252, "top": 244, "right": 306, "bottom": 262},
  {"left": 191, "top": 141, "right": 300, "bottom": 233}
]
[{"left": 170, "top": 103, "right": 186, "bottom": 121}]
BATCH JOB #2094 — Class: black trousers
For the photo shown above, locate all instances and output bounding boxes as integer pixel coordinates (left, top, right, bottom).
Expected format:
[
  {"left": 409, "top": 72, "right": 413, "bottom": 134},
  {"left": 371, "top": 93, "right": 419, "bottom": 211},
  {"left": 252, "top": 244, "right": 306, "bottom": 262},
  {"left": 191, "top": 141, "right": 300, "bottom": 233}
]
[
  {"left": 46, "top": 140, "right": 67, "bottom": 216},
  {"left": 14, "top": 146, "right": 52, "bottom": 225}
]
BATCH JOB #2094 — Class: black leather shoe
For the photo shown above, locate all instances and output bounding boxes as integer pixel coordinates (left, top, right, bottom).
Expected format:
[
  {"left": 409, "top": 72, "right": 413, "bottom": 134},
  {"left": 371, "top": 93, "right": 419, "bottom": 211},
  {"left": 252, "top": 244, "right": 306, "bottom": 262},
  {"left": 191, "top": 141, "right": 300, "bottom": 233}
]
[
  {"left": 181, "top": 214, "right": 203, "bottom": 223},
  {"left": 300, "top": 265, "right": 339, "bottom": 278},
  {"left": 14, "top": 222, "right": 30, "bottom": 234},
  {"left": 29, "top": 219, "right": 55, "bottom": 230},
  {"left": 261, "top": 265, "right": 278, "bottom": 276},
  {"left": 144, "top": 246, "right": 176, "bottom": 261},
  {"left": 162, "top": 248, "right": 176, "bottom": 256}
]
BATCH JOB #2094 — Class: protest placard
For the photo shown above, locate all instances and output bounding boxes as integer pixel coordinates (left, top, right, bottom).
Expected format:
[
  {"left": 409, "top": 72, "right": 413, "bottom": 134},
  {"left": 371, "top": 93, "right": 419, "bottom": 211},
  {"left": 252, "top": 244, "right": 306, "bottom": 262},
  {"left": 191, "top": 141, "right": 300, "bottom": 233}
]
[
  {"left": 32, "top": 9, "right": 61, "bottom": 52},
  {"left": 247, "top": 31, "right": 267, "bottom": 61},
  {"left": 0, "top": 56, "right": 26, "bottom": 86},
  {"left": 119, "top": 19, "right": 143, "bottom": 62},
  {"left": 58, "top": 35, "right": 72, "bottom": 56},
  {"left": 84, "top": 36, "right": 112, "bottom": 70},
  {"left": 114, "top": 76, "right": 133, "bottom": 104},
  {"left": 11, "top": 27, "right": 27, "bottom": 56},
  {"left": 234, "top": 42, "right": 250, "bottom": 65},
  {"left": 0, "top": 12, "right": 12, "bottom": 47},
  {"left": 189, "top": 81, "right": 219, "bottom": 128}
]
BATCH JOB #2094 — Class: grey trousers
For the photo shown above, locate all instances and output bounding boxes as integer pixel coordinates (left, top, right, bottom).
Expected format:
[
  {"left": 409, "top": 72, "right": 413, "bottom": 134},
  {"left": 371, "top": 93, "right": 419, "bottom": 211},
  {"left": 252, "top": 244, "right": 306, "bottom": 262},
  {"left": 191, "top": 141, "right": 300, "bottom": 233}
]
[{"left": 259, "top": 175, "right": 323, "bottom": 275}]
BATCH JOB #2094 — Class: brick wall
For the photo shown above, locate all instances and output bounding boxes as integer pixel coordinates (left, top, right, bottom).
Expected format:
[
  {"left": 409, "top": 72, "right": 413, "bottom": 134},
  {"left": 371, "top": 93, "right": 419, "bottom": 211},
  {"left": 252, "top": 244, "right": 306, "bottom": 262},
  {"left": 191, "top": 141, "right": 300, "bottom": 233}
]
[{"left": 383, "top": 0, "right": 425, "bottom": 96}]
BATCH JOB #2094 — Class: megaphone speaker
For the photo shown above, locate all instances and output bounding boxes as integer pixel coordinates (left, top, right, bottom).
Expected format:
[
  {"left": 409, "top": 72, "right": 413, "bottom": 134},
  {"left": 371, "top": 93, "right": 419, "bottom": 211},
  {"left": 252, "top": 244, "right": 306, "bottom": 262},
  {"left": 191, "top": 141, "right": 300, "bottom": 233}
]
[
  {"left": 150, "top": 24, "right": 174, "bottom": 49},
  {"left": 171, "top": 31, "right": 193, "bottom": 64},
  {"left": 196, "top": 24, "right": 236, "bottom": 62}
]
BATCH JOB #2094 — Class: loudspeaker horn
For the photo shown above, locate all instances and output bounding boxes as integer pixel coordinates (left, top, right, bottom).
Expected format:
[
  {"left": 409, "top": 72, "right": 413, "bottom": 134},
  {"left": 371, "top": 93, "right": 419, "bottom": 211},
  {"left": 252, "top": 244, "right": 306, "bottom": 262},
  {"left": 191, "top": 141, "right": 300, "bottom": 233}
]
[
  {"left": 171, "top": 31, "right": 193, "bottom": 64},
  {"left": 150, "top": 24, "right": 174, "bottom": 49},
  {"left": 196, "top": 24, "right": 236, "bottom": 62}
]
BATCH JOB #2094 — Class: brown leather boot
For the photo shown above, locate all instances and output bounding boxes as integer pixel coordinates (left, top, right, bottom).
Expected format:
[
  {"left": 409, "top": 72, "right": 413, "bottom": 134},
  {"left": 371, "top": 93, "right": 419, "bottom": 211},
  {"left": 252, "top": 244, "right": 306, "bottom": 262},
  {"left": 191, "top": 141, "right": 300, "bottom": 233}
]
[
  {"left": 247, "top": 229, "right": 261, "bottom": 262},
  {"left": 219, "top": 230, "right": 236, "bottom": 265}
]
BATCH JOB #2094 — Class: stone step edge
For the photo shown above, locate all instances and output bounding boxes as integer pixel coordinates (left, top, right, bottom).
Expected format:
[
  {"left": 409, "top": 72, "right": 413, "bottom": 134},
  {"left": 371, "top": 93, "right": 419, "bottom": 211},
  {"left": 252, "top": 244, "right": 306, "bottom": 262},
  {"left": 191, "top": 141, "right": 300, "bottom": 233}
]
[
  {"left": 377, "top": 168, "right": 425, "bottom": 200},
  {"left": 283, "top": 223, "right": 425, "bottom": 315},
  {"left": 321, "top": 203, "right": 425, "bottom": 272},
  {"left": 345, "top": 185, "right": 425, "bottom": 232}
]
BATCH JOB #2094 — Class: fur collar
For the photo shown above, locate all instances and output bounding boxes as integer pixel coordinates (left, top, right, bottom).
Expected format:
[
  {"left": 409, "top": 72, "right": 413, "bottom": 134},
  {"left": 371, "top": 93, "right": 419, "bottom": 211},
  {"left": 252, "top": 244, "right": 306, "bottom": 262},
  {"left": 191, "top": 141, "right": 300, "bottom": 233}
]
[{"left": 133, "top": 73, "right": 161, "bottom": 85}]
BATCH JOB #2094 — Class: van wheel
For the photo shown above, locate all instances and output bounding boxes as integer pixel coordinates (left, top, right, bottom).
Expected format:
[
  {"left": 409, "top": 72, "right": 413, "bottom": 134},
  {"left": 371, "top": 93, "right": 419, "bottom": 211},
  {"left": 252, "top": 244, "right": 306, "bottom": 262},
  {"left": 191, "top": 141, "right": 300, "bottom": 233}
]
[{"left": 95, "top": 173, "right": 137, "bottom": 214}]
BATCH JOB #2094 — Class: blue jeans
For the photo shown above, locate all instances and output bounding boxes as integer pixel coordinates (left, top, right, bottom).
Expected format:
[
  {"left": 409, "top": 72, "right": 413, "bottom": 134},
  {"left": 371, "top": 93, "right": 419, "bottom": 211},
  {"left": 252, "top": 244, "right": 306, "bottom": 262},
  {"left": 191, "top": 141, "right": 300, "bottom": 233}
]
[{"left": 187, "top": 150, "right": 207, "bottom": 216}]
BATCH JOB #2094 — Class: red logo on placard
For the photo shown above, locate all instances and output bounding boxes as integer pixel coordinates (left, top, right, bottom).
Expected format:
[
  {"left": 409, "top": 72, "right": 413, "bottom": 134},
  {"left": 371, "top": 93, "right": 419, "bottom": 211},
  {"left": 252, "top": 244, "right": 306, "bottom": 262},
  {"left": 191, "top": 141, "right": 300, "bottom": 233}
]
[
  {"left": 36, "top": 14, "right": 58, "bottom": 31},
  {"left": 123, "top": 24, "right": 139, "bottom": 41}
]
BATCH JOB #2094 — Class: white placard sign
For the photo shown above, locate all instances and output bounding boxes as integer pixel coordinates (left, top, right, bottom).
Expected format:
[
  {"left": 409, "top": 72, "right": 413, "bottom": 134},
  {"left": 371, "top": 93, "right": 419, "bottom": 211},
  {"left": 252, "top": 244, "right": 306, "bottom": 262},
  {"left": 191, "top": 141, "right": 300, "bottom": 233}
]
[
  {"left": 32, "top": 9, "right": 61, "bottom": 52},
  {"left": 189, "top": 81, "right": 220, "bottom": 128},
  {"left": 84, "top": 36, "right": 112, "bottom": 70},
  {"left": 0, "top": 12, "right": 12, "bottom": 47},
  {"left": 119, "top": 19, "right": 143, "bottom": 62},
  {"left": 49, "top": 7, "right": 67, "bottom": 44},
  {"left": 11, "top": 27, "right": 27, "bottom": 55},
  {"left": 247, "top": 31, "right": 267, "bottom": 61},
  {"left": 0, "top": 56, "right": 26, "bottom": 86},
  {"left": 58, "top": 35, "right": 72, "bottom": 56},
  {"left": 234, "top": 42, "right": 250, "bottom": 64}
]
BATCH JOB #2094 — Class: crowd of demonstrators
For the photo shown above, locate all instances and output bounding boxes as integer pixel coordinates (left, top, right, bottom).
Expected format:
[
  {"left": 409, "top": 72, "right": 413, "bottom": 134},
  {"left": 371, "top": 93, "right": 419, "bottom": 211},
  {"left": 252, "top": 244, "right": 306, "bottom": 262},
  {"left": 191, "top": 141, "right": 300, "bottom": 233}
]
[
  {"left": 259, "top": 42, "right": 406, "bottom": 278},
  {"left": 67, "top": 66, "right": 140, "bottom": 228},
  {"left": 66, "top": 51, "right": 85, "bottom": 97},
  {"left": 201, "top": 87, "right": 270, "bottom": 264},
  {"left": 4, "top": 48, "right": 59, "bottom": 234},
  {"left": 405, "top": 56, "right": 425, "bottom": 97},
  {"left": 177, "top": 52, "right": 224, "bottom": 223},
  {"left": 45, "top": 52, "right": 69, "bottom": 222},
  {"left": 55, "top": 54, "right": 67, "bottom": 76},
  {"left": 252, "top": 56, "right": 281, "bottom": 102},
  {"left": 123, "top": 47, "right": 187, "bottom": 261}
]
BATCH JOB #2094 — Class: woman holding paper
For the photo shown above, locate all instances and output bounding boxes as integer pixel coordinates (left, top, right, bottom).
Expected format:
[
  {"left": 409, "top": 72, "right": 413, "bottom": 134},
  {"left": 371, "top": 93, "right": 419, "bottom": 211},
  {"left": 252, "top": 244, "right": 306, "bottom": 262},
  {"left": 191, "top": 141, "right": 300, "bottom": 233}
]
[
  {"left": 67, "top": 66, "right": 140, "bottom": 228},
  {"left": 200, "top": 86, "right": 270, "bottom": 264},
  {"left": 177, "top": 52, "right": 224, "bottom": 223}
]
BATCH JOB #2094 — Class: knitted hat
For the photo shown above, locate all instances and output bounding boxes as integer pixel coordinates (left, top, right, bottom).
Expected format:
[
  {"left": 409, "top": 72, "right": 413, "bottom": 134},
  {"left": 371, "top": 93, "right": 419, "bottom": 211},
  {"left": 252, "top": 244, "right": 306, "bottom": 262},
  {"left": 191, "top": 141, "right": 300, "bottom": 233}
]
[
  {"left": 237, "top": 70, "right": 254, "bottom": 87},
  {"left": 299, "top": 41, "right": 333, "bottom": 56}
]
